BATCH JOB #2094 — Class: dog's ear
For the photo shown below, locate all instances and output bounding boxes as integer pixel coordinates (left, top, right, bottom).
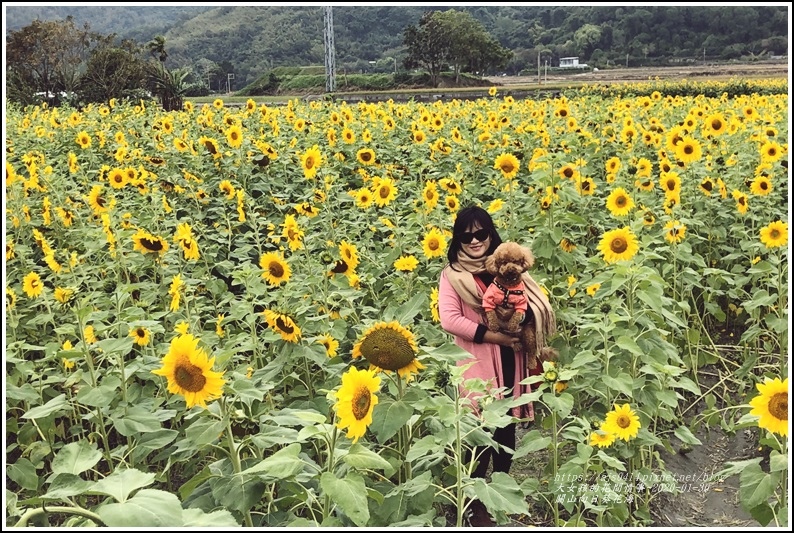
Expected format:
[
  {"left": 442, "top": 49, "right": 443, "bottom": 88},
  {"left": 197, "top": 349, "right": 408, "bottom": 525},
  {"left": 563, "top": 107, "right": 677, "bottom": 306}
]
[
  {"left": 485, "top": 254, "right": 498, "bottom": 275},
  {"left": 522, "top": 246, "right": 535, "bottom": 269}
]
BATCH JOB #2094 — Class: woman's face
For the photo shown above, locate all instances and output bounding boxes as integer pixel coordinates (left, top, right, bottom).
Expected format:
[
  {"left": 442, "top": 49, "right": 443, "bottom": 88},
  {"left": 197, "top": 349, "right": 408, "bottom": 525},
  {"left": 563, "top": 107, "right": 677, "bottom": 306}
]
[{"left": 460, "top": 222, "right": 491, "bottom": 259}]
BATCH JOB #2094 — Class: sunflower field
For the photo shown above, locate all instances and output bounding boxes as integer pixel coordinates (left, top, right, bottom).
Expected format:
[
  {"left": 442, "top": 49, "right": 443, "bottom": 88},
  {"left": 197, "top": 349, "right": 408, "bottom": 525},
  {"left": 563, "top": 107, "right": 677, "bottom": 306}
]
[{"left": 4, "top": 78, "right": 789, "bottom": 527}]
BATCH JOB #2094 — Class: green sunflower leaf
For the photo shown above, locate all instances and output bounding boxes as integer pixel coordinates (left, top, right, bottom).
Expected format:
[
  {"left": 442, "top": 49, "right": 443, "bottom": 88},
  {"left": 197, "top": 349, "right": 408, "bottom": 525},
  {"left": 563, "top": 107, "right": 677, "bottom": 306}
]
[
  {"left": 51, "top": 440, "right": 102, "bottom": 476},
  {"left": 88, "top": 467, "right": 156, "bottom": 503},
  {"left": 320, "top": 471, "right": 370, "bottom": 527}
]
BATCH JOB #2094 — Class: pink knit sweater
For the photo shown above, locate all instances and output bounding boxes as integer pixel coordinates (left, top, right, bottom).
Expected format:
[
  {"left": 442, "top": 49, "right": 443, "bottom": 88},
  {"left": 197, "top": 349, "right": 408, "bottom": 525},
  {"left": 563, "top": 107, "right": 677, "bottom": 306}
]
[{"left": 439, "top": 267, "right": 536, "bottom": 420}]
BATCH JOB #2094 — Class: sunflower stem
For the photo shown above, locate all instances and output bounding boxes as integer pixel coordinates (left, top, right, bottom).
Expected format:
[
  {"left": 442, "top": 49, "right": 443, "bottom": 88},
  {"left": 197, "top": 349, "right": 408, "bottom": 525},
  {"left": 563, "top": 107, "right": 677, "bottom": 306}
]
[
  {"left": 224, "top": 408, "right": 254, "bottom": 527},
  {"left": 551, "top": 408, "right": 560, "bottom": 526}
]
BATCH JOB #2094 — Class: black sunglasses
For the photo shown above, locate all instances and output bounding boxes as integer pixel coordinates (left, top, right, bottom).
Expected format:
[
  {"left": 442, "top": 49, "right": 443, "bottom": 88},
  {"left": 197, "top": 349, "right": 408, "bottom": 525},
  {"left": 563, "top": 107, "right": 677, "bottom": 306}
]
[{"left": 458, "top": 229, "right": 490, "bottom": 244}]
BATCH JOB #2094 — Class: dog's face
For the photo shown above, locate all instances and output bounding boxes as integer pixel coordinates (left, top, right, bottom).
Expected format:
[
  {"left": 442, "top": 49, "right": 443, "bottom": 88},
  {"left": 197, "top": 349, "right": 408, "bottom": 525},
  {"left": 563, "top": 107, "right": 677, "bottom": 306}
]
[{"left": 485, "top": 242, "right": 534, "bottom": 285}]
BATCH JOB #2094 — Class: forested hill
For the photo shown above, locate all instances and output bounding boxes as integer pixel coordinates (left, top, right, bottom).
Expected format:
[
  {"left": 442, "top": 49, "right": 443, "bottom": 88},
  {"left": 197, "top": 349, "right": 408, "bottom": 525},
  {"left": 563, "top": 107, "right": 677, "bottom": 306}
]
[{"left": 5, "top": 5, "right": 789, "bottom": 87}]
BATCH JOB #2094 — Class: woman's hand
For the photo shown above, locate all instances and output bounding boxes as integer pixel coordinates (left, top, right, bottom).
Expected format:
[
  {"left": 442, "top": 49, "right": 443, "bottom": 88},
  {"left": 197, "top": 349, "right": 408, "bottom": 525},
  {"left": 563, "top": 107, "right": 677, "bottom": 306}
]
[{"left": 483, "top": 330, "right": 520, "bottom": 347}]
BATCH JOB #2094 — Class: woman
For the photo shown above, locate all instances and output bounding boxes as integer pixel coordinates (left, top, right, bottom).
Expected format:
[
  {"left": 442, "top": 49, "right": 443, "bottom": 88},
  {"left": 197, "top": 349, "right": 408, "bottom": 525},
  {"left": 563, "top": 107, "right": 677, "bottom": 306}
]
[{"left": 437, "top": 205, "right": 555, "bottom": 526}]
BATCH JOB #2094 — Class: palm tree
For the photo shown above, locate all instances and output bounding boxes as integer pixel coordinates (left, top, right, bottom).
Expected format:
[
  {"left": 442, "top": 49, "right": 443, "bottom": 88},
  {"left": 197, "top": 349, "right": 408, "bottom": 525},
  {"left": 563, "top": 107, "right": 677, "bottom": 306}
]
[{"left": 147, "top": 35, "right": 168, "bottom": 64}]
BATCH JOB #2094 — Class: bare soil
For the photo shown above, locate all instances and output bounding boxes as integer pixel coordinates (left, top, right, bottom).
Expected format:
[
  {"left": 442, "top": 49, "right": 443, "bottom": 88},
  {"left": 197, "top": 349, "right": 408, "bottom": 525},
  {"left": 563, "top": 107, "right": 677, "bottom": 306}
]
[{"left": 485, "top": 61, "right": 788, "bottom": 88}]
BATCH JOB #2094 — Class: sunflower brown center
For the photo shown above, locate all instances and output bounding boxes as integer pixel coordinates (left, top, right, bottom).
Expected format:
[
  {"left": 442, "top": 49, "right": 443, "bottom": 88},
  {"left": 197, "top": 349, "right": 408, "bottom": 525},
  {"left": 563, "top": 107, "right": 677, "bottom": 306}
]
[
  {"left": 684, "top": 145, "right": 694, "bottom": 155},
  {"left": 352, "top": 387, "right": 371, "bottom": 420},
  {"left": 616, "top": 414, "right": 631, "bottom": 429},
  {"left": 616, "top": 196, "right": 626, "bottom": 207},
  {"left": 275, "top": 316, "right": 294, "bottom": 334},
  {"left": 770, "top": 229, "right": 780, "bottom": 239},
  {"left": 305, "top": 157, "right": 315, "bottom": 170},
  {"left": 174, "top": 363, "right": 206, "bottom": 393},
  {"left": 268, "top": 261, "right": 284, "bottom": 277},
  {"left": 502, "top": 162, "right": 515, "bottom": 173},
  {"left": 702, "top": 181, "right": 713, "bottom": 191},
  {"left": 361, "top": 152, "right": 372, "bottom": 162},
  {"left": 428, "top": 238, "right": 439, "bottom": 251},
  {"left": 358, "top": 328, "right": 416, "bottom": 371},
  {"left": 135, "top": 328, "right": 145, "bottom": 338},
  {"left": 611, "top": 237, "right": 628, "bottom": 254},
  {"left": 96, "top": 196, "right": 106, "bottom": 207},
  {"left": 582, "top": 182, "right": 591, "bottom": 191},
  {"left": 666, "top": 179, "right": 676, "bottom": 191},
  {"left": 379, "top": 186, "right": 390, "bottom": 198},
  {"left": 711, "top": 119, "right": 723, "bottom": 130},
  {"left": 769, "top": 393, "right": 788, "bottom": 420}
]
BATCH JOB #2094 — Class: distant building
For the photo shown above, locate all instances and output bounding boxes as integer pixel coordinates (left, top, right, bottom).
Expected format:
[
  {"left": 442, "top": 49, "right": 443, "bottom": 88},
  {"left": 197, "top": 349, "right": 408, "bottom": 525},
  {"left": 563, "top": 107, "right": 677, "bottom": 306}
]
[{"left": 559, "top": 57, "right": 588, "bottom": 68}]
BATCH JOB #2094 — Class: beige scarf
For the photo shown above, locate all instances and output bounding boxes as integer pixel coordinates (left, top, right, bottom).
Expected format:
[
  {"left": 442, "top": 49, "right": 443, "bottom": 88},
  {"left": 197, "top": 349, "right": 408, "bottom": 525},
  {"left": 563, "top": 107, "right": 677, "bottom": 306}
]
[{"left": 444, "top": 249, "right": 556, "bottom": 355}]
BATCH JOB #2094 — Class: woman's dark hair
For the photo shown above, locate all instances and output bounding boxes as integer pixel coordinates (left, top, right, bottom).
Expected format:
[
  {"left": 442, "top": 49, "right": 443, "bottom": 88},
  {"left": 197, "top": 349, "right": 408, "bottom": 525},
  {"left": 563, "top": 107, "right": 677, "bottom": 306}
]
[{"left": 446, "top": 204, "right": 503, "bottom": 265}]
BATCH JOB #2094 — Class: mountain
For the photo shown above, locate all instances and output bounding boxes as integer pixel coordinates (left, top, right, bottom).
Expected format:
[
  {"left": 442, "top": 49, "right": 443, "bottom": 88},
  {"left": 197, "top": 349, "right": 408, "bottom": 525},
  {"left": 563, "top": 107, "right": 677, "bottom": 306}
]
[{"left": 5, "top": 5, "right": 788, "bottom": 88}]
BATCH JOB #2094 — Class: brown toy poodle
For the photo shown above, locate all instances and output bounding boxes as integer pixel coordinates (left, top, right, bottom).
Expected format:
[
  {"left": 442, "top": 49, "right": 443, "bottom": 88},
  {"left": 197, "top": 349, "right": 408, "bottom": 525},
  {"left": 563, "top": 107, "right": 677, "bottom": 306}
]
[{"left": 483, "top": 242, "right": 557, "bottom": 372}]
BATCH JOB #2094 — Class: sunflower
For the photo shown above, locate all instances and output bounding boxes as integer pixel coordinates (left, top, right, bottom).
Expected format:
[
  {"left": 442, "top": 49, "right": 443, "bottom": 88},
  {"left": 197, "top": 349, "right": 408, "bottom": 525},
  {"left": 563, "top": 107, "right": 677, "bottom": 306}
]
[
  {"left": 422, "top": 181, "right": 439, "bottom": 210},
  {"left": 301, "top": 145, "right": 323, "bottom": 179},
  {"left": 342, "top": 127, "right": 356, "bottom": 144},
  {"left": 558, "top": 163, "right": 578, "bottom": 181},
  {"left": 6, "top": 239, "right": 15, "bottom": 261},
  {"left": 373, "top": 177, "right": 397, "bottom": 207},
  {"left": 493, "top": 153, "right": 520, "bottom": 179},
  {"left": 84, "top": 325, "right": 97, "bottom": 344},
  {"left": 703, "top": 113, "right": 727, "bottom": 136},
  {"left": 659, "top": 172, "right": 681, "bottom": 197},
  {"left": 439, "top": 178, "right": 462, "bottom": 195},
  {"left": 132, "top": 229, "right": 169, "bottom": 256},
  {"left": 445, "top": 195, "right": 459, "bottom": 213},
  {"left": 198, "top": 136, "right": 221, "bottom": 159},
  {"left": 174, "top": 222, "right": 200, "bottom": 260},
  {"left": 576, "top": 177, "right": 596, "bottom": 196},
  {"left": 317, "top": 334, "right": 339, "bottom": 358},
  {"left": 259, "top": 251, "right": 291, "bottom": 286},
  {"left": 168, "top": 274, "right": 184, "bottom": 312},
  {"left": 488, "top": 86, "right": 498, "bottom": 97},
  {"left": 355, "top": 188, "right": 374, "bottom": 209},
  {"left": 732, "top": 190, "right": 749, "bottom": 215},
  {"left": 589, "top": 430, "right": 616, "bottom": 448},
  {"left": 664, "top": 220, "right": 687, "bottom": 244},
  {"left": 87, "top": 185, "right": 110, "bottom": 214},
  {"left": 606, "top": 187, "right": 635, "bottom": 217},
  {"left": 699, "top": 177, "right": 715, "bottom": 196},
  {"left": 263, "top": 309, "right": 301, "bottom": 343},
  {"left": 22, "top": 271, "right": 44, "bottom": 298},
  {"left": 599, "top": 227, "right": 639, "bottom": 264},
  {"left": 76, "top": 131, "right": 91, "bottom": 149},
  {"left": 152, "top": 334, "right": 226, "bottom": 409},
  {"left": 352, "top": 321, "right": 420, "bottom": 376},
  {"left": 605, "top": 157, "right": 621, "bottom": 174},
  {"left": 749, "top": 175, "right": 773, "bottom": 196},
  {"left": 759, "top": 220, "right": 788, "bottom": 249},
  {"left": 674, "top": 136, "right": 702, "bottom": 165},
  {"left": 276, "top": 215, "right": 303, "bottom": 251},
  {"left": 334, "top": 366, "right": 381, "bottom": 443},
  {"left": 339, "top": 241, "right": 360, "bottom": 270},
  {"left": 219, "top": 180, "right": 236, "bottom": 199},
  {"left": 759, "top": 141, "right": 783, "bottom": 163},
  {"left": 412, "top": 129, "right": 426, "bottom": 144},
  {"left": 6, "top": 287, "right": 17, "bottom": 309},
  {"left": 601, "top": 403, "right": 641, "bottom": 441},
  {"left": 559, "top": 238, "right": 576, "bottom": 253},
  {"left": 633, "top": 176, "right": 654, "bottom": 192},
  {"left": 129, "top": 326, "right": 151, "bottom": 346},
  {"left": 586, "top": 282, "right": 601, "bottom": 297},
  {"left": 225, "top": 125, "right": 243, "bottom": 148},
  {"left": 394, "top": 255, "right": 419, "bottom": 272},
  {"left": 748, "top": 377, "right": 788, "bottom": 436},
  {"left": 422, "top": 227, "right": 447, "bottom": 259},
  {"left": 356, "top": 148, "right": 376, "bottom": 166}
]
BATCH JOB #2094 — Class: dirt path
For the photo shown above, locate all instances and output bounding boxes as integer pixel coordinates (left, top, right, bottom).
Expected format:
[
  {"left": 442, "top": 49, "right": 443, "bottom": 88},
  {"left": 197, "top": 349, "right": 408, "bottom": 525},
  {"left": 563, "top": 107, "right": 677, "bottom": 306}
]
[{"left": 486, "top": 61, "right": 789, "bottom": 87}]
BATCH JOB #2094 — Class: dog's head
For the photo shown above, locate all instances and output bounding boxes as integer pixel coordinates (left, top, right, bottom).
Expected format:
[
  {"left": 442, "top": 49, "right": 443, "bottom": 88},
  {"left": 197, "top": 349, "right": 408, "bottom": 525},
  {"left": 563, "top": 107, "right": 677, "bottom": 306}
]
[{"left": 484, "top": 242, "right": 534, "bottom": 286}]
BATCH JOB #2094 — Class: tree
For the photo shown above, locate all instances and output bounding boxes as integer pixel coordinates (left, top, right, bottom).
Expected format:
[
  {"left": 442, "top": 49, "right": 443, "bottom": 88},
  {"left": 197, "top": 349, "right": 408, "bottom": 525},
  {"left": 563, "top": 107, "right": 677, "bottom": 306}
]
[
  {"left": 6, "top": 16, "right": 94, "bottom": 105},
  {"left": 77, "top": 38, "right": 147, "bottom": 104},
  {"left": 147, "top": 35, "right": 168, "bottom": 64},
  {"left": 403, "top": 11, "right": 448, "bottom": 88},
  {"left": 573, "top": 23, "right": 603, "bottom": 60},
  {"left": 403, "top": 9, "right": 511, "bottom": 87}
]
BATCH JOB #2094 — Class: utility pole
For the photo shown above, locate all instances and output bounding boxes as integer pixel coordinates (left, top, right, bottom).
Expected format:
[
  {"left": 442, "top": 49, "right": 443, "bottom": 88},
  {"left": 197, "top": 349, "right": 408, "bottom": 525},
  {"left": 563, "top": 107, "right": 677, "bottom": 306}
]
[
  {"left": 227, "top": 73, "right": 234, "bottom": 94},
  {"left": 323, "top": 6, "right": 336, "bottom": 93},
  {"left": 626, "top": 53, "right": 629, "bottom": 68},
  {"left": 537, "top": 53, "right": 541, "bottom": 84}
]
